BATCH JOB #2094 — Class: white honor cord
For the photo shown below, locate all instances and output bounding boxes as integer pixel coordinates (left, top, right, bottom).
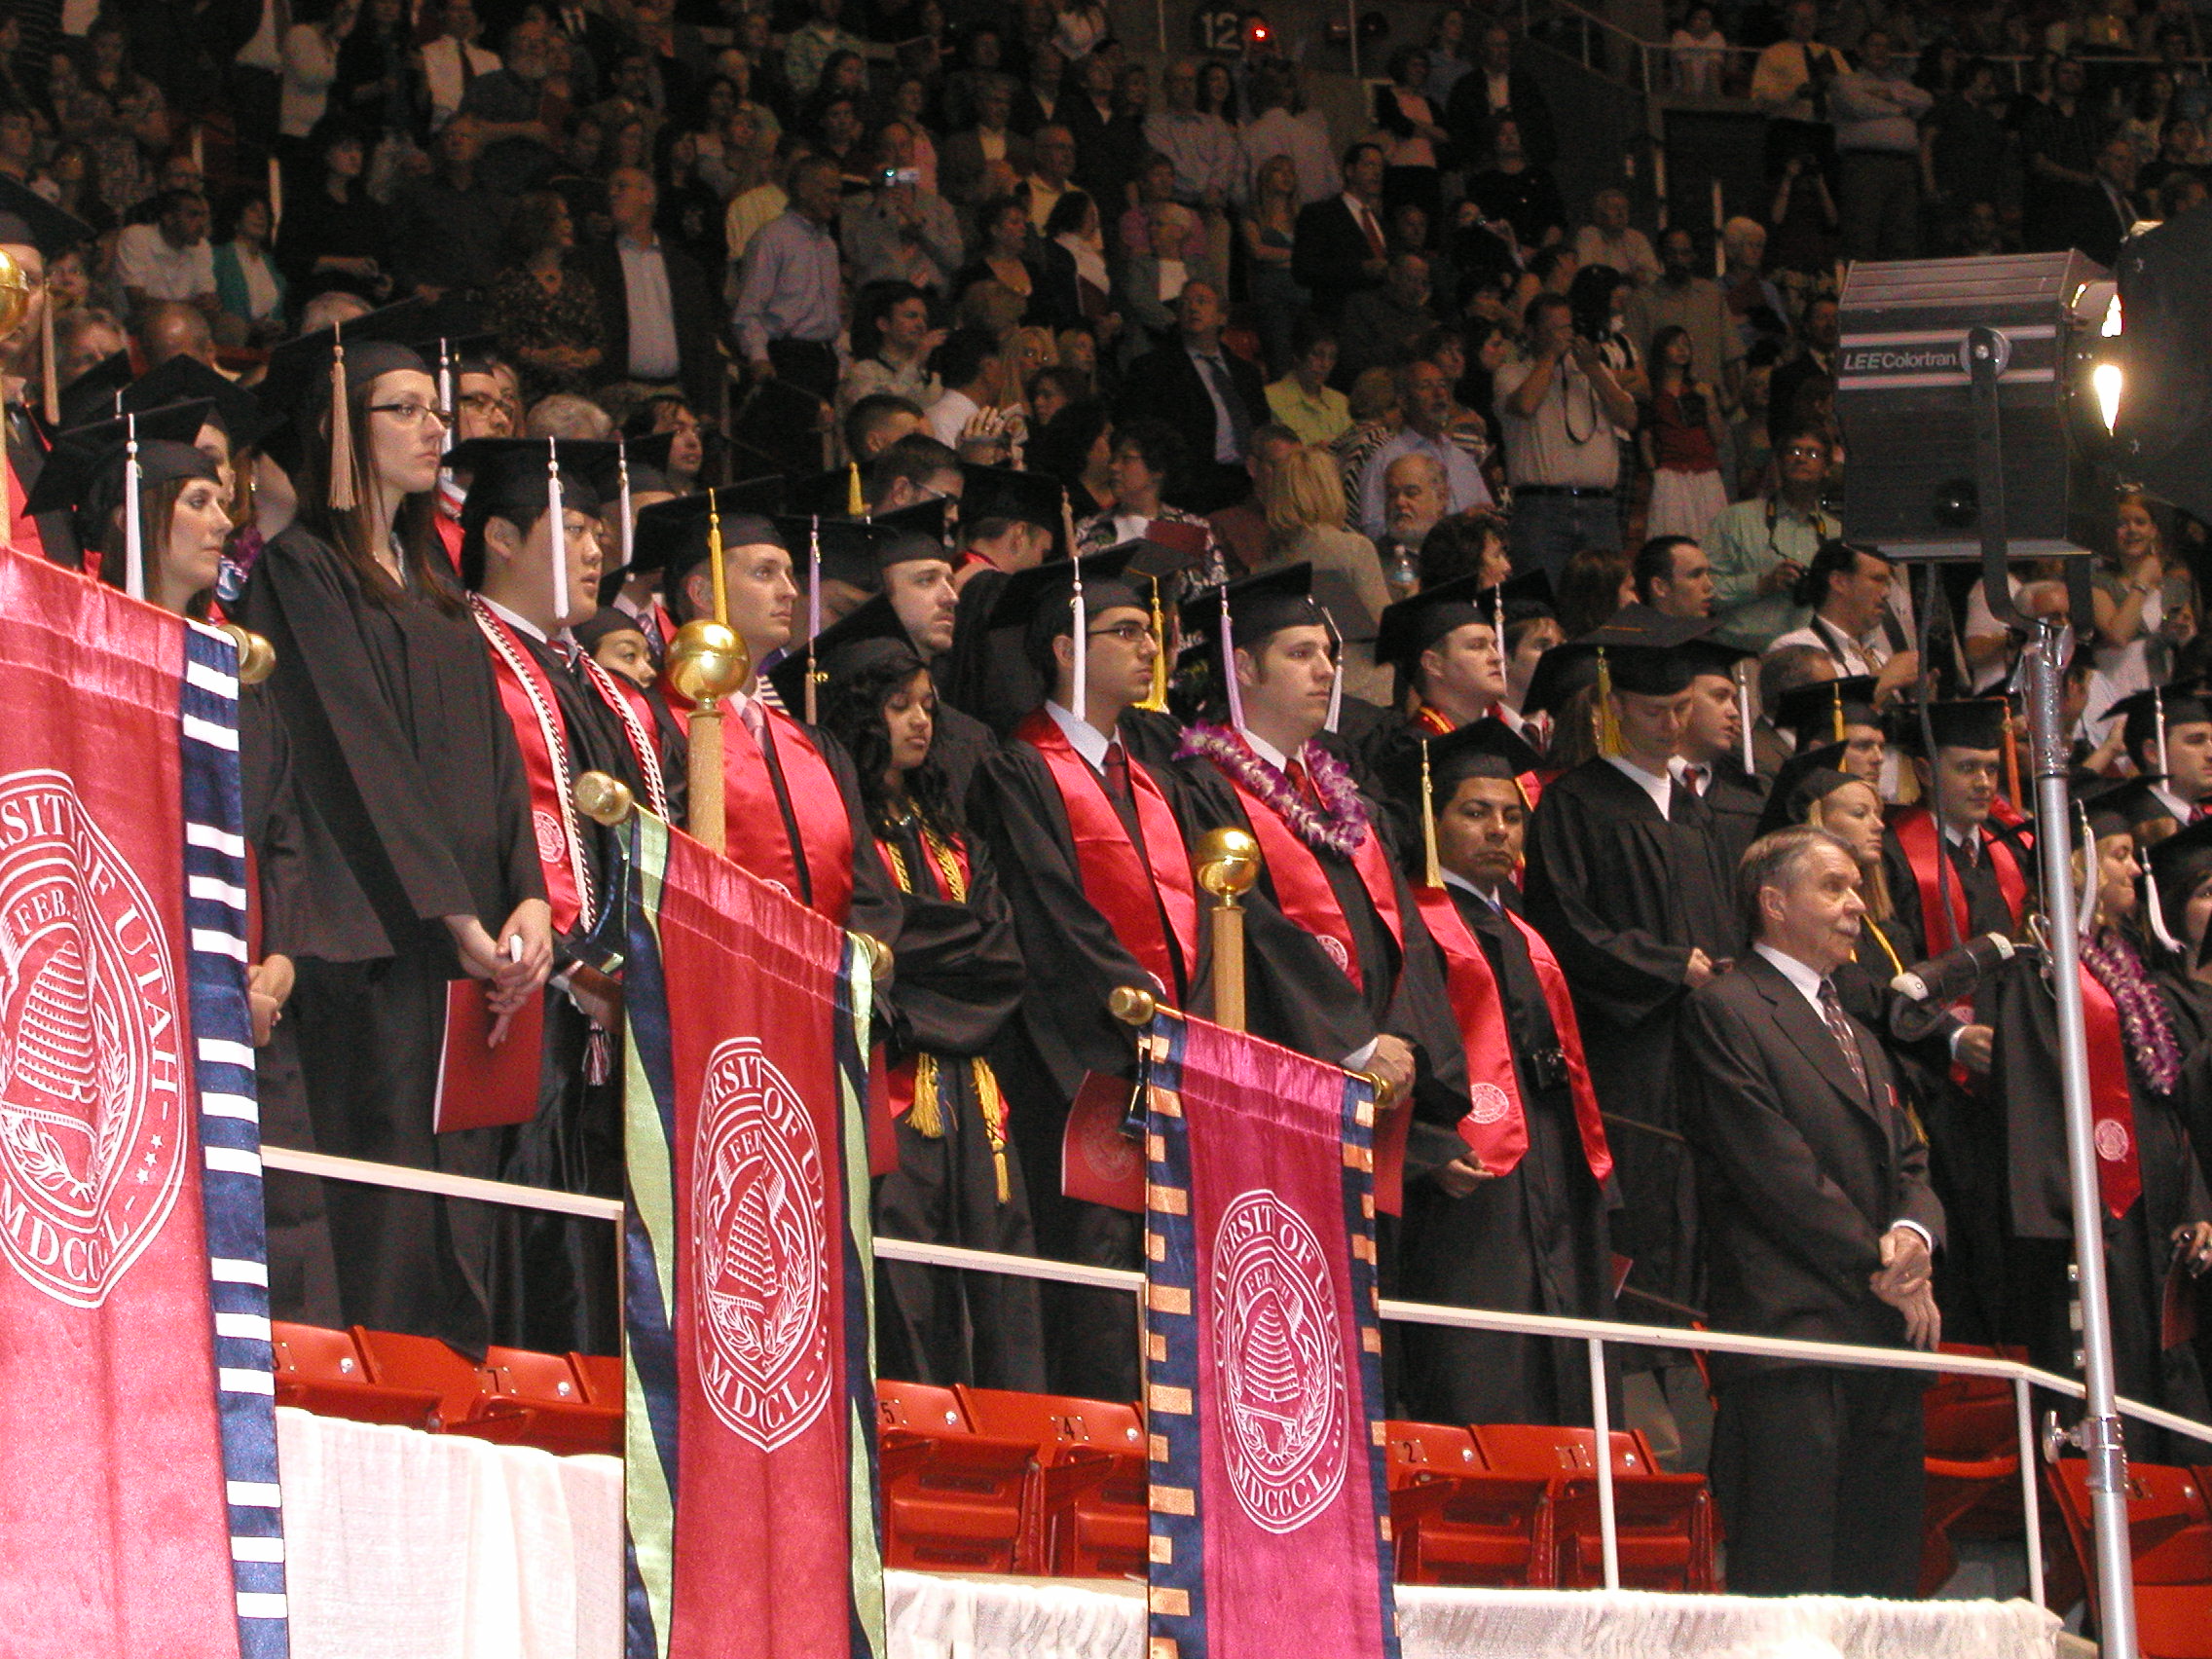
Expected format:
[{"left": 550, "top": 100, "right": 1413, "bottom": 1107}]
[
  {"left": 547, "top": 438, "right": 568, "bottom": 623},
  {"left": 124, "top": 414, "right": 144, "bottom": 602}
]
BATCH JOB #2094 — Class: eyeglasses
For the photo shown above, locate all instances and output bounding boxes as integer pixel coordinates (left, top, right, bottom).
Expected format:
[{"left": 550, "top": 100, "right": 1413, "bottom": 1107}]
[
  {"left": 368, "top": 401, "right": 456, "bottom": 427},
  {"left": 1780, "top": 444, "right": 1827, "bottom": 461},
  {"left": 458, "top": 391, "right": 505, "bottom": 412},
  {"left": 1088, "top": 620, "right": 1155, "bottom": 645}
]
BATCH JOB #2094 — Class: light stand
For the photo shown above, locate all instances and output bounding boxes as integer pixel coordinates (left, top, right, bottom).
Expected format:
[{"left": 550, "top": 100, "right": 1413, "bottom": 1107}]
[{"left": 1966, "top": 325, "right": 2136, "bottom": 1657}]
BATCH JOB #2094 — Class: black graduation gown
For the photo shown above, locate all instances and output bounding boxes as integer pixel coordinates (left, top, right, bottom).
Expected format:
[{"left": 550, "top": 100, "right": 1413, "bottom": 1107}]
[
  {"left": 1399, "top": 881, "right": 1616, "bottom": 1426},
  {"left": 1985, "top": 947, "right": 2212, "bottom": 1460},
  {"left": 8, "top": 402, "right": 78, "bottom": 571},
  {"left": 871, "top": 812, "right": 1046, "bottom": 1391},
  {"left": 1524, "top": 758, "right": 1738, "bottom": 1325},
  {"left": 1701, "top": 762, "right": 1768, "bottom": 873},
  {"left": 239, "top": 528, "right": 544, "bottom": 1356},
  {"left": 240, "top": 682, "right": 340, "bottom": 1328},
  {"left": 928, "top": 699, "right": 997, "bottom": 806},
  {"left": 967, "top": 732, "right": 1198, "bottom": 1400},
  {"left": 487, "top": 631, "right": 652, "bottom": 1357},
  {"left": 1879, "top": 819, "right": 2026, "bottom": 966}
]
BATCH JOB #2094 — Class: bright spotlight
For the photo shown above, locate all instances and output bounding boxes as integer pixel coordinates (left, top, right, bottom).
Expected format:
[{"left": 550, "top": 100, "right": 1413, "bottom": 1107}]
[{"left": 2094, "top": 362, "right": 2124, "bottom": 433}]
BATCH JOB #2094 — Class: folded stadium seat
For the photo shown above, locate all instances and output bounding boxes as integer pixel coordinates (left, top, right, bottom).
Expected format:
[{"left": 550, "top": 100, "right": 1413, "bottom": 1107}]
[
  {"left": 954, "top": 1386, "right": 1149, "bottom": 1578},
  {"left": 1917, "top": 1346, "right": 2028, "bottom": 1596},
  {"left": 349, "top": 1327, "right": 524, "bottom": 1441},
  {"left": 2048, "top": 1458, "right": 2212, "bottom": 1659},
  {"left": 1471, "top": 1422, "right": 1715, "bottom": 1592},
  {"left": 1383, "top": 1421, "right": 1555, "bottom": 1588},
  {"left": 269, "top": 1322, "right": 441, "bottom": 1429},
  {"left": 874, "top": 1379, "right": 1038, "bottom": 1574},
  {"left": 477, "top": 1346, "right": 623, "bottom": 1456},
  {"left": 568, "top": 1351, "right": 624, "bottom": 1411}
]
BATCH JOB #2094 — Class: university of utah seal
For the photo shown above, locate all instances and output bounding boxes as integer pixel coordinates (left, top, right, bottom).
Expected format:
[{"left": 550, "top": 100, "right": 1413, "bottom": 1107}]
[
  {"left": 1208, "top": 1189, "right": 1349, "bottom": 1534},
  {"left": 0, "top": 769, "right": 185, "bottom": 1309},
  {"left": 691, "top": 1037, "right": 833, "bottom": 1452}
]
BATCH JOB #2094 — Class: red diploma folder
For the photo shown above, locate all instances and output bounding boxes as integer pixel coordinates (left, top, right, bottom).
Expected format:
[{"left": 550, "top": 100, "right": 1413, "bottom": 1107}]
[
  {"left": 433, "top": 978, "right": 545, "bottom": 1133},
  {"left": 1060, "top": 1070, "right": 1145, "bottom": 1212}
]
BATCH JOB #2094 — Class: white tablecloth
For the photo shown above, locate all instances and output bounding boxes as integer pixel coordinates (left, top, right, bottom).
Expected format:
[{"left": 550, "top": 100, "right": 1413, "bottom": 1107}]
[
  {"left": 273, "top": 1409, "right": 2060, "bottom": 1659},
  {"left": 882, "top": 1574, "right": 2062, "bottom": 1659},
  {"left": 276, "top": 1407, "right": 625, "bottom": 1659}
]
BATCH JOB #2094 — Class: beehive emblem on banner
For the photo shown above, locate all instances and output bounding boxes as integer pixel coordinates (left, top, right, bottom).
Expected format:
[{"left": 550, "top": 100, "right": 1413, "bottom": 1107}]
[
  {"left": 1209, "top": 1188, "right": 1349, "bottom": 1533},
  {"left": 692, "top": 1037, "right": 833, "bottom": 1452},
  {"left": 0, "top": 769, "right": 185, "bottom": 1309}
]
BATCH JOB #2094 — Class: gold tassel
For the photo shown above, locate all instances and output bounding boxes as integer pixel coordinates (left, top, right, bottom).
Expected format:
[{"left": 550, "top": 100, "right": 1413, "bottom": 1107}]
[
  {"left": 1419, "top": 737, "right": 1443, "bottom": 889},
  {"left": 39, "top": 285, "right": 56, "bottom": 426},
  {"left": 1595, "top": 646, "right": 1622, "bottom": 758},
  {"left": 2003, "top": 714, "right": 2021, "bottom": 808},
  {"left": 327, "top": 328, "right": 357, "bottom": 511},
  {"left": 1831, "top": 684, "right": 1846, "bottom": 744},
  {"left": 1136, "top": 578, "right": 1169, "bottom": 712},
  {"left": 974, "top": 1055, "right": 1011, "bottom": 1203},
  {"left": 906, "top": 1052, "right": 945, "bottom": 1137},
  {"left": 847, "top": 461, "right": 865, "bottom": 516}
]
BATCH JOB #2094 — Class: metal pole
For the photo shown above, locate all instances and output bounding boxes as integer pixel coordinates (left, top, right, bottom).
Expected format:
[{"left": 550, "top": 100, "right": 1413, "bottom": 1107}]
[
  {"left": 1588, "top": 1336, "right": 1619, "bottom": 1590},
  {"left": 2016, "top": 1376, "right": 2046, "bottom": 1610},
  {"left": 2021, "top": 620, "right": 2138, "bottom": 1659}
]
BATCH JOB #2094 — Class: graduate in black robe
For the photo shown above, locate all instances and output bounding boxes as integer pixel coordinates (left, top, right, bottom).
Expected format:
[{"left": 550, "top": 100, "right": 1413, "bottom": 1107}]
[
  {"left": 1380, "top": 719, "right": 1618, "bottom": 1426},
  {"left": 1357, "top": 572, "right": 1516, "bottom": 835},
  {"left": 1679, "top": 638, "right": 1766, "bottom": 871},
  {"left": 239, "top": 328, "right": 552, "bottom": 1356},
  {"left": 1165, "top": 566, "right": 1470, "bottom": 1287},
  {"left": 454, "top": 437, "right": 675, "bottom": 1355},
  {"left": 966, "top": 545, "right": 1204, "bottom": 1400},
  {"left": 0, "top": 176, "right": 93, "bottom": 571},
  {"left": 1522, "top": 606, "right": 1741, "bottom": 1330},
  {"left": 788, "top": 600, "right": 1046, "bottom": 1390},
  {"left": 1984, "top": 788, "right": 2212, "bottom": 1461}
]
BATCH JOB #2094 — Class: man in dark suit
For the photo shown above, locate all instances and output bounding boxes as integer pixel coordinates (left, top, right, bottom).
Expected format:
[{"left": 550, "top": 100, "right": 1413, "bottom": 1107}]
[
  {"left": 1679, "top": 825, "right": 1945, "bottom": 1598},
  {"left": 1446, "top": 22, "right": 1559, "bottom": 170},
  {"left": 583, "top": 166, "right": 723, "bottom": 413},
  {"left": 1292, "top": 142, "right": 1389, "bottom": 320},
  {"left": 1115, "top": 279, "right": 1268, "bottom": 515}
]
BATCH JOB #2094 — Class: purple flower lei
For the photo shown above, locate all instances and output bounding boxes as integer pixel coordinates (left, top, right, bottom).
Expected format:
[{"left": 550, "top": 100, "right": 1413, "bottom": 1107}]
[
  {"left": 1178, "top": 722, "right": 1370, "bottom": 858},
  {"left": 2083, "top": 925, "right": 2183, "bottom": 1096}
]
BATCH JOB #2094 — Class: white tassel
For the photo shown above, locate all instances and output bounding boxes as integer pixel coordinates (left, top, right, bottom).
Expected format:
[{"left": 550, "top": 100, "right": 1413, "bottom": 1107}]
[
  {"left": 1220, "top": 585, "right": 1243, "bottom": 733},
  {"left": 1070, "top": 554, "right": 1088, "bottom": 720},
  {"left": 123, "top": 414, "right": 143, "bottom": 602},
  {"left": 2146, "top": 863, "right": 2181, "bottom": 955},
  {"left": 806, "top": 515, "right": 823, "bottom": 725},
  {"left": 547, "top": 438, "right": 568, "bottom": 624},
  {"left": 2156, "top": 684, "right": 2170, "bottom": 778},
  {"left": 1738, "top": 661, "right": 1755, "bottom": 776},
  {"left": 617, "top": 439, "right": 634, "bottom": 573},
  {"left": 1321, "top": 605, "right": 1343, "bottom": 734},
  {"left": 438, "top": 339, "right": 454, "bottom": 456}
]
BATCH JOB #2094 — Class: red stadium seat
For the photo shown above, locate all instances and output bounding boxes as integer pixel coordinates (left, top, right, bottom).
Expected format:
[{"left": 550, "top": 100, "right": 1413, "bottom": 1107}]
[
  {"left": 874, "top": 1380, "right": 1038, "bottom": 1574},
  {"left": 1384, "top": 1421, "right": 1555, "bottom": 1587},
  {"left": 478, "top": 1346, "right": 622, "bottom": 1456},
  {"left": 1918, "top": 1346, "right": 2028, "bottom": 1596},
  {"left": 269, "top": 1322, "right": 440, "bottom": 1429},
  {"left": 348, "top": 1327, "right": 506, "bottom": 1434},
  {"left": 568, "top": 1352, "right": 625, "bottom": 1410},
  {"left": 1472, "top": 1422, "right": 1715, "bottom": 1592},
  {"left": 2047, "top": 1457, "right": 2212, "bottom": 1659},
  {"left": 956, "top": 1386, "right": 1149, "bottom": 1578}
]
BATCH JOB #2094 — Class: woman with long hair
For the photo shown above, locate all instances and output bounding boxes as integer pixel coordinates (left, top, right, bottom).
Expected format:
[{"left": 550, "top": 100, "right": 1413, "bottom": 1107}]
[
  {"left": 1257, "top": 444, "right": 1391, "bottom": 702},
  {"left": 803, "top": 621, "right": 1043, "bottom": 1388},
  {"left": 954, "top": 193, "right": 1042, "bottom": 315},
  {"left": 237, "top": 334, "right": 552, "bottom": 1351},
  {"left": 1240, "top": 154, "right": 1306, "bottom": 375},
  {"left": 276, "top": 114, "right": 391, "bottom": 304},
  {"left": 2088, "top": 490, "right": 2198, "bottom": 738},
  {"left": 1641, "top": 323, "right": 1730, "bottom": 540},
  {"left": 1040, "top": 189, "right": 1122, "bottom": 345},
  {"left": 486, "top": 189, "right": 606, "bottom": 401},
  {"left": 1376, "top": 46, "right": 1448, "bottom": 228}
]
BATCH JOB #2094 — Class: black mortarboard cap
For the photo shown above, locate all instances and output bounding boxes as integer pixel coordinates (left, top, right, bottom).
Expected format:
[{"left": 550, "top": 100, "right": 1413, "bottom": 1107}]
[
  {"left": 0, "top": 175, "right": 91, "bottom": 259},
  {"left": 1178, "top": 562, "right": 1324, "bottom": 645},
  {"left": 449, "top": 437, "right": 622, "bottom": 520},
  {"left": 960, "top": 463, "right": 1065, "bottom": 535},
  {"left": 1755, "top": 741, "right": 1857, "bottom": 838},
  {"left": 1680, "top": 634, "right": 1756, "bottom": 682},
  {"left": 573, "top": 607, "right": 649, "bottom": 654},
  {"left": 1475, "top": 568, "right": 1555, "bottom": 614},
  {"left": 122, "top": 353, "right": 275, "bottom": 453},
  {"left": 1522, "top": 604, "right": 1714, "bottom": 712},
  {"left": 1384, "top": 717, "right": 1543, "bottom": 809},
  {"left": 786, "top": 462, "right": 877, "bottom": 518},
  {"left": 1772, "top": 674, "right": 1881, "bottom": 746},
  {"left": 2106, "top": 680, "right": 2212, "bottom": 759},
  {"left": 2150, "top": 815, "right": 2212, "bottom": 909},
  {"left": 611, "top": 428, "right": 679, "bottom": 475},
  {"left": 255, "top": 297, "right": 433, "bottom": 424},
  {"left": 56, "top": 350, "right": 135, "bottom": 431},
  {"left": 2079, "top": 776, "right": 2170, "bottom": 843},
  {"left": 26, "top": 399, "right": 217, "bottom": 516},
  {"left": 628, "top": 478, "right": 788, "bottom": 588},
  {"left": 765, "top": 592, "right": 924, "bottom": 711},
  {"left": 990, "top": 544, "right": 1147, "bottom": 635},
  {"left": 872, "top": 498, "right": 949, "bottom": 558},
  {"left": 1888, "top": 698, "right": 2009, "bottom": 756},
  {"left": 1374, "top": 572, "right": 1493, "bottom": 672},
  {"left": 773, "top": 513, "right": 895, "bottom": 590}
]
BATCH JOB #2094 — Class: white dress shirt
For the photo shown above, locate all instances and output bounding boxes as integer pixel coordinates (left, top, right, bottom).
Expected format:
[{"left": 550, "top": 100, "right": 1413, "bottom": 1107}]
[
  {"left": 616, "top": 232, "right": 682, "bottom": 382},
  {"left": 1606, "top": 753, "right": 1690, "bottom": 817},
  {"left": 1044, "top": 698, "right": 1112, "bottom": 768}
]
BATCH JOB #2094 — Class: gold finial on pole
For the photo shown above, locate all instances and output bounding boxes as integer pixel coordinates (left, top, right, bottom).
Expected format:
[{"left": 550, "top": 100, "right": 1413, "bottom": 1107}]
[
  {"left": 572, "top": 770, "right": 637, "bottom": 827},
  {"left": 1109, "top": 984, "right": 1159, "bottom": 1026},
  {"left": 216, "top": 622, "right": 276, "bottom": 685},
  {"left": 1195, "top": 827, "right": 1262, "bottom": 1032},
  {"left": 666, "top": 619, "right": 749, "bottom": 856}
]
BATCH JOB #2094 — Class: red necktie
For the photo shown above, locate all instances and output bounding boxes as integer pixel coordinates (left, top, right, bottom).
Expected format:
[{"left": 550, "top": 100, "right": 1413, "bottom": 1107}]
[
  {"left": 1683, "top": 764, "right": 1707, "bottom": 795},
  {"left": 1102, "top": 740, "right": 1130, "bottom": 807},
  {"left": 1357, "top": 204, "right": 1384, "bottom": 260},
  {"left": 2194, "top": 802, "right": 2211, "bottom": 826}
]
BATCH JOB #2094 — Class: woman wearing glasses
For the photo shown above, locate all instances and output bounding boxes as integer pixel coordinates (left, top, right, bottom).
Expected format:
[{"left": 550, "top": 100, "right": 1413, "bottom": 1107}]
[{"left": 238, "top": 326, "right": 552, "bottom": 1354}]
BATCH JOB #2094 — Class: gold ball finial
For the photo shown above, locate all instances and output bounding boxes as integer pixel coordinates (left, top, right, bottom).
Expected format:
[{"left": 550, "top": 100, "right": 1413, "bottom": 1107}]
[
  {"left": 0, "top": 246, "right": 31, "bottom": 342},
  {"left": 217, "top": 622, "right": 276, "bottom": 685},
  {"left": 665, "top": 619, "right": 750, "bottom": 705},
  {"left": 1109, "top": 985, "right": 1158, "bottom": 1026},
  {"left": 1194, "top": 827, "right": 1262, "bottom": 900},
  {"left": 572, "top": 770, "right": 636, "bottom": 827}
]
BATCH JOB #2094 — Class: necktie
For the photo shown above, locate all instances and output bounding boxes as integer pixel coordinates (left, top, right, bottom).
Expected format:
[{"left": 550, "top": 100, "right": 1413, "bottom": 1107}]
[
  {"left": 1358, "top": 203, "right": 1384, "bottom": 259},
  {"left": 1818, "top": 978, "right": 1869, "bottom": 1103},
  {"left": 1102, "top": 740, "right": 1130, "bottom": 808},
  {"left": 1198, "top": 353, "right": 1252, "bottom": 457},
  {"left": 1682, "top": 764, "right": 1707, "bottom": 796},
  {"left": 1285, "top": 756, "right": 1320, "bottom": 809}
]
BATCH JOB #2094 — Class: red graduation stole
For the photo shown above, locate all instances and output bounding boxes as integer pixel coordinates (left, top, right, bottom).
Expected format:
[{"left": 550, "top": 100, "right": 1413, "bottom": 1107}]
[
  {"left": 1014, "top": 708, "right": 1198, "bottom": 1000},
  {"left": 1506, "top": 907, "right": 1612, "bottom": 1184},
  {"left": 433, "top": 506, "right": 463, "bottom": 573},
  {"left": 1411, "top": 883, "right": 1527, "bottom": 1174},
  {"left": 1892, "top": 805, "right": 2028, "bottom": 953},
  {"left": 1416, "top": 703, "right": 1544, "bottom": 810},
  {"left": 665, "top": 686, "right": 856, "bottom": 924},
  {"left": 473, "top": 597, "right": 669, "bottom": 932},
  {"left": 2078, "top": 961, "right": 2145, "bottom": 1221}
]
